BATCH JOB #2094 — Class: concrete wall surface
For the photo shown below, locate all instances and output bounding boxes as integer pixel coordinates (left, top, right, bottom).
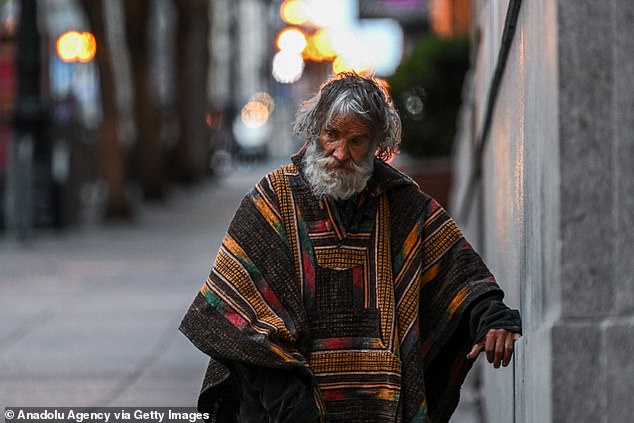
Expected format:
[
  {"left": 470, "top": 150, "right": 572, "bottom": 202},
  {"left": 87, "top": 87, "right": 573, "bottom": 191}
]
[{"left": 450, "top": 0, "right": 634, "bottom": 422}]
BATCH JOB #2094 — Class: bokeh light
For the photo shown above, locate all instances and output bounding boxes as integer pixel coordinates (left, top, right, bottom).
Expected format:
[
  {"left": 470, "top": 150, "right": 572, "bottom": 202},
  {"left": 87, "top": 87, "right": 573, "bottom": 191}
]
[
  {"left": 276, "top": 0, "right": 402, "bottom": 81},
  {"left": 250, "top": 92, "right": 275, "bottom": 114},
  {"left": 241, "top": 101, "right": 269, "bottom": 128},
  {"left": 56, "top": 31, "right": 96, "bottom": 63},
  {"left": 306, "top": 28, "right": 337, "bottom": 60},
  {"left": 276, "top": 28, "right": 307, "bottom": 54},
  {"left": 280, "top": 0, "right": 351, "bottom": 28},
  {"left": 329, "top": 30, "right": 374, "bottom": 75},
  {"left": 332, "top": 54, "right": 373, "bottom": 76},
  {"left": 303, "top": 0, "right": 348, "bottom": 28},
  {"left": 405, "top": 92, "right": 424, "bottom": 117},
  {"left": 279, "top": 0, "right": 309, "bottom": 26},
  {"left": 272, "top": 50, "right": 305, "bottom": 84},
  {"left": 239, "top": 91, "right": 276, "bottom": 128}
]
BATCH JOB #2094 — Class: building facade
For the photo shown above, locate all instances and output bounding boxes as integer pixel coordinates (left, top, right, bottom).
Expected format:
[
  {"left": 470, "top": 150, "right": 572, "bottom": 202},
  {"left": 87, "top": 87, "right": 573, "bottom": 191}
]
[{"left": 450, "top": 1, "right": 634, "bottom": 422}]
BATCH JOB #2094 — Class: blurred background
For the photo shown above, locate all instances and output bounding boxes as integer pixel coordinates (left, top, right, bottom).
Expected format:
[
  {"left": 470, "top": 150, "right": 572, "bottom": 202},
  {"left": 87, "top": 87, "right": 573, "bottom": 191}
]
[
  {"left": 0, "top": 0, "right": 468, "bottom": 234},
  {"left": 2, "top": 1, "right": 633, "bottom": 422},
  {"left": 0, "top": 0, "right": 482, "bottom": 416}
]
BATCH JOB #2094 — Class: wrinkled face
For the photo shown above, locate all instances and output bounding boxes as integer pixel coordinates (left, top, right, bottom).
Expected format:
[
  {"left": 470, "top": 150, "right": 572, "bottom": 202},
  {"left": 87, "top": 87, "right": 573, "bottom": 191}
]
[
  {"left": 318, "top": 114, "right": 375, "bottom": 167},
  {"left": 302, "top": 114, "right": 376, "bottom": 200}
]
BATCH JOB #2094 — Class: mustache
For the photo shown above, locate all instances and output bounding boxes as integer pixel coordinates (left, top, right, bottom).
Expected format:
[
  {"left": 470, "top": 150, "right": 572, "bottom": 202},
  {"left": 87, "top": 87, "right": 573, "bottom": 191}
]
[{"left": 315, "top": 155, "right": 365, "bottom": 172}]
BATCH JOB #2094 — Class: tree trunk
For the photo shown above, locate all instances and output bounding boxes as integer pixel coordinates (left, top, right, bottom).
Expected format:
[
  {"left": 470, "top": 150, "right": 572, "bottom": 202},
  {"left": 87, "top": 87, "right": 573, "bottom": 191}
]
[
  {"left": 80, "top": 0, "right": 132, "bottom": 218},
  {"left": 123, "top": 0, "right": 165, "bottom": 200},
  {"left": 173, "top": 0, "right": 211, "bottom": 183}
]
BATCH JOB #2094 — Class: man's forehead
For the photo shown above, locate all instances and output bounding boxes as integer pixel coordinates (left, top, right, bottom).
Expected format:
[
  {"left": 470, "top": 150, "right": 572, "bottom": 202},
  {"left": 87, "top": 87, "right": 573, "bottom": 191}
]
[{"left": 326, "top": 114, "right": 373, "bottom": 133}]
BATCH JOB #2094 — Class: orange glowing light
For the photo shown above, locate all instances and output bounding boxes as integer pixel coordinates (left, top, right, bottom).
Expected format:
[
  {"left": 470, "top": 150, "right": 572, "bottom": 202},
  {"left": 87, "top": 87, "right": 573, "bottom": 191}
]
[
  {"left": 332, "top": 54, "right": 373, "bottom": 76},
  {"left": 310, "top": 28, "right": 336, "bottom": 59},
  {"left": 332, "top": 56, "right": 350, "bottom": 74},
  {"left": 276, "top": 27, "right": 307, "bottom": 54},
  {"left": 77, "top": 32, "right": 97, "bottom": 62},
  {"left": 429, "top": 0, "right": 471, "bottom": 38},
  {"left": 326, "top": 28, "right": 374, "bottom": 75},
  {"left": 280, "top": 0, "right": 309, "bottom": 26},
  {"left": 56, "top": 31, "right": 96, "bottom": 63},
  {"left": 241, "top": 101, "right": 270, "bottom": 128},
  {"left": 250, "top": 92, "right": 275, "bottom": 113},
  {"left": 57, "top": 31, "right": 82, "bottom": 62},
  {"left": 302, "top": 36, "right": 324, "bottom": 62}
]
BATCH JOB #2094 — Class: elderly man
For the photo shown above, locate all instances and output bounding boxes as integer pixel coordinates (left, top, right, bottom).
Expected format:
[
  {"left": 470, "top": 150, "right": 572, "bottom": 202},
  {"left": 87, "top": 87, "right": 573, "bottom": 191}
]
[{"left": 180, "top": 73, "right": 522, "bottom": 423}]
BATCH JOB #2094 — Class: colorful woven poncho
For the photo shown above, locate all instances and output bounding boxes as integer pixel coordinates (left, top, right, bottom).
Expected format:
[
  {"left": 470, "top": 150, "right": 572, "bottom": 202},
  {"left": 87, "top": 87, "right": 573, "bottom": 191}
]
[{"left": 180, "top": 155, "right": 502, "bottom": 423}]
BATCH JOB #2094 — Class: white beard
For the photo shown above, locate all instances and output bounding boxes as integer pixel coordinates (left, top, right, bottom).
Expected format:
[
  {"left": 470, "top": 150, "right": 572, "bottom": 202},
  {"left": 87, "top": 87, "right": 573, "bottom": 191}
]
[{"left": 302, "top": 142, "right": 375, "bottom": 200}]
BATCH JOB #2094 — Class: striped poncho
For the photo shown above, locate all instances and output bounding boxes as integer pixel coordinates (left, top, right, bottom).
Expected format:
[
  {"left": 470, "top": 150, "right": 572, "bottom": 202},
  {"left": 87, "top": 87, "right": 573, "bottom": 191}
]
[{"left": 180, "top": 154, "right": 502, "bottom": 422}]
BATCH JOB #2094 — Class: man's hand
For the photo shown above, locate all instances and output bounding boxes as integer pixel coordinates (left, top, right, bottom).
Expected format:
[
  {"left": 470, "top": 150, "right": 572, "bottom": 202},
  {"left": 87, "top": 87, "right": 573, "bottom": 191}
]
[{"left": 467, "top": 328, "right": 521, "bottom": 368}]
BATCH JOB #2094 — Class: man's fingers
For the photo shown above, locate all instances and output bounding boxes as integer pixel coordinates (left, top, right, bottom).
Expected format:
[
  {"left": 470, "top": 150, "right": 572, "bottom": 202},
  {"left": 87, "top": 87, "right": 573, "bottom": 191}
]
[
  {"left": 502, "top": 332, "right": 515, "bottom": 367},
  {"left": 467, "top": 343, "right": 483, "bottom": 360},
  {"left": 485, "top": 332, "right": 496, "bottom": 363},
  {"left": 493, "top": 332, "right": 505, "bottom": 368},
  {"left": 470, "top": 330, "right": 521, "bottom": 365}
]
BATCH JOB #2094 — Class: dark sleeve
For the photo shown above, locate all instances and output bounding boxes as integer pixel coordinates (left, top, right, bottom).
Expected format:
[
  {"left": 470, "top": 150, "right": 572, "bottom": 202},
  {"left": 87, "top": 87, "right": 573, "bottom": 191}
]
[
  {"left": 469, "top": 293, "right": 523, "bottom": 343},
  {"left": 196, "top": 362, "right": 240, "bottom": 423},
  {"left": 232, "top": 362, "right": 320, "bottom": 423}
]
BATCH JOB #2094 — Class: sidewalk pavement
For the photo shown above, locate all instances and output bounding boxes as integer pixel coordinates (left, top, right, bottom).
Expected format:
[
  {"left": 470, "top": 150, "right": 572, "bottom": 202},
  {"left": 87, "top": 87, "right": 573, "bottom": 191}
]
[
  {"left": 0, "top": 163, "right": 272, "bottom": 408},
  {"left": 0, "top": 159, "right": 482, "bottom": 422}
]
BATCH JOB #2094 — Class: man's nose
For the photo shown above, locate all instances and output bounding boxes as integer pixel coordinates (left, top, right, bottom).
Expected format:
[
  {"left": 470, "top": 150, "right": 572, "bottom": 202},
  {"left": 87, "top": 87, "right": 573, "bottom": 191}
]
[{"left": 332, "top": 140, "right": 350, "bottom": 161}]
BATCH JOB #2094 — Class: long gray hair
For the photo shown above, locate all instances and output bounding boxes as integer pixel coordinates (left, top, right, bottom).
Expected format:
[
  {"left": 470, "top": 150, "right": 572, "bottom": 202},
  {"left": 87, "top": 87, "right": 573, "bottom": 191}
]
[{"left": 293, "top": 73, "right": 401, "bottom": 161}]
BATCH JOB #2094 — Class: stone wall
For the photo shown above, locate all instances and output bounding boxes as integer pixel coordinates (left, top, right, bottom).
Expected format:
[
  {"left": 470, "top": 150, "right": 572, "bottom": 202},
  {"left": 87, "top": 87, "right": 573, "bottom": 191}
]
[{"left": 450, "top": 1, "right": 634, "bottom": 422}]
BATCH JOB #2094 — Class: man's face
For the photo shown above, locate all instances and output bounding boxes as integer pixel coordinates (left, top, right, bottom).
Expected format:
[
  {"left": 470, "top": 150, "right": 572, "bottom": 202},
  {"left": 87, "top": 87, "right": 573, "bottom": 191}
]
[
  {"left": 318, "top": 114, "right": 375, "bottom": 167},
  {"left": 302, "top": 113, "right": 376, "bottom": 200}
]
